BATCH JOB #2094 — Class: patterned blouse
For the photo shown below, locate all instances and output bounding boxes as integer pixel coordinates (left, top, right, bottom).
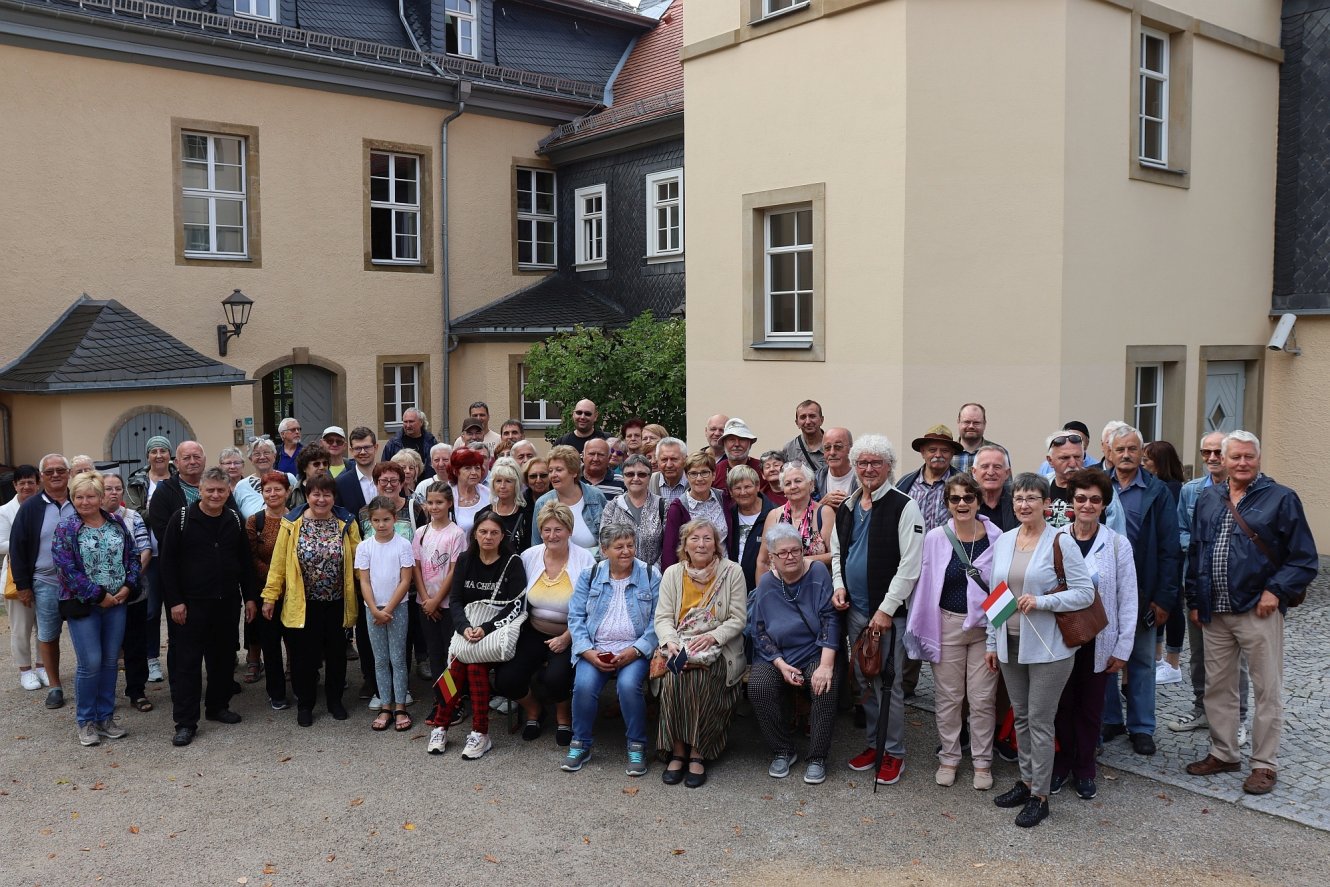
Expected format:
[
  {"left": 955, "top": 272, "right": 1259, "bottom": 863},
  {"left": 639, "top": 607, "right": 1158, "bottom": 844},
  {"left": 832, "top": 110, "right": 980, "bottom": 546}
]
[
  {"left": 78, "top": 523, "right": 128, "bottom": 590},
  {"left": 779, "top": 499, "right": 828, "bottom": 556},
  {"left": 297, "top": 517, "right": 344, "bottom": 601}
]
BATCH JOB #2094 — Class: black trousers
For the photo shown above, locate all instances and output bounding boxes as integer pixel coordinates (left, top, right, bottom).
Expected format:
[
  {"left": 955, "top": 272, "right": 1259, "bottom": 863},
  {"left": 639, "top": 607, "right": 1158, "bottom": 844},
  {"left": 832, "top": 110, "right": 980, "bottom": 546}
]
[
  {"left": 407, "top": 597, "right": 429, "bottom": 666},
  {"left": 167, "top": 597, "right": 239, "bottom": 729},
  {"left": 494, "top": 624, "right": 573, "bottom": 703},
  {"left": 355, "top": 601, "right": 376, "bottom": 692},
  {"left": 290, "top": 599, "right": 347, "bottom": 712},
  {"left": 121, "top": 598, "right": 148, "bottom": 701},
  {"left": 258, "top": 597, "right": 287, "bottom": 702},
  {"left": 420, "top": 605, "right": 455, "bottom": 683}
]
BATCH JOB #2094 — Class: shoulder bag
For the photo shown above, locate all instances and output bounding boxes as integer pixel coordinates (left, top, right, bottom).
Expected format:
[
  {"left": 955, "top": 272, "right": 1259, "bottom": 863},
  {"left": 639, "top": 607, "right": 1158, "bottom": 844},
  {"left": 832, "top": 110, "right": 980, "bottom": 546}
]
[
  {"left": 450, "top": 555, "right": 528, "bottom": 663},
  {"left": 1051, "top": 532, "right": 1108, "bottom": 647},
  {"left": 943, "top": 525, "right": 989, "bottom": 594},
  {"left": 1221, "top": 496, "right": 1302, "bottom": 607}
]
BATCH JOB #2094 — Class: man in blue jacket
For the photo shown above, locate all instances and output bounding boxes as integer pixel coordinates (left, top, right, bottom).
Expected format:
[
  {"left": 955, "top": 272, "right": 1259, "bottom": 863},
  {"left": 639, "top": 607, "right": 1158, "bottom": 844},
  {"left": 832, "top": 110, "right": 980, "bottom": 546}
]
[
  {"left": 1183, "top": 430, "right": 1317, "bottom": 795},
  {"left": 1100, "top": 425, "right": 1180, "bottom": 756}
]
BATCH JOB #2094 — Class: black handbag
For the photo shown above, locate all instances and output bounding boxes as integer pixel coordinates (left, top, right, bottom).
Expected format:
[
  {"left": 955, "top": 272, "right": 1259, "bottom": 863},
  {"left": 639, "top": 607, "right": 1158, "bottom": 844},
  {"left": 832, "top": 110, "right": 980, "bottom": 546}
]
[{"left": 59, "top": 597, "right": 93, "bottom": 620}]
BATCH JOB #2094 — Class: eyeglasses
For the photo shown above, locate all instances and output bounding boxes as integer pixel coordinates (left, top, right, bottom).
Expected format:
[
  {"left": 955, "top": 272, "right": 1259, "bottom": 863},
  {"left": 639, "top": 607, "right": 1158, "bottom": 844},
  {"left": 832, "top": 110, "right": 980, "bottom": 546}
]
[
  {"left": 526, "top": 472, "right": 549, "bottom": 480},
  {"left": 773, "top": 549, "right": 803, "bottom": 560},
  {"left": 610, "top": 449, "right": 626, "bottom": 457},
  {"left": 351, "top": 444, "right": 376, "bottom": 453},
  {"left": 1012, "top": 496, "right": 1046, "bottom": 505},
  {"left": 946, "top": 494, "right": 977, "bottom": 504},
  {"left": 1072, "top": 494, "right": 1104, "bottom": 504},
  {"left": 1050, "top": 434, "right": 1084, "bottom": 448},
  {"left": 220, "top": 461, "right": 244, "bottom": 468},
  {"left": 41, "top": 468, "right": 69, "bottom": 476},
  {"left": 1200, "top": 448, "right": 1222, "bottom": 458},
  {"left": 622, "top": 471, "right": 650, "bottom": 480},
  {"left": 855, "top": 459, "right": 885, "bottom": 470},
  {"left": 687, "top": 470, "right": 713, "bottom": 479},
  {"left": 573, "top": 410, "right": 594, "bottom": 417},
  {"left": 308, "top": 460, "right": 328, "bottom": 467}
]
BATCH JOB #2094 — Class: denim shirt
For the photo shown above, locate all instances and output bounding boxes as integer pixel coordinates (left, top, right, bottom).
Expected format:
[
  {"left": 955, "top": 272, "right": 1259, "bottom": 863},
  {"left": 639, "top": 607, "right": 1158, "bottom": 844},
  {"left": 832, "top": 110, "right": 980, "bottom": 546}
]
[{"left": 567, "top": 558, "right": 660, "bottom": 661}]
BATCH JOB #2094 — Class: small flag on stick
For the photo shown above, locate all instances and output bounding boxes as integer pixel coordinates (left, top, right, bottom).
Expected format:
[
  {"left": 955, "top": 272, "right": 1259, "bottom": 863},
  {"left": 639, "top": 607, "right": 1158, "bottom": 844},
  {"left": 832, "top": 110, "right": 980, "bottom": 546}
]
[{"left": 982, "top": 582, "right": 1019, "bottom": 629}]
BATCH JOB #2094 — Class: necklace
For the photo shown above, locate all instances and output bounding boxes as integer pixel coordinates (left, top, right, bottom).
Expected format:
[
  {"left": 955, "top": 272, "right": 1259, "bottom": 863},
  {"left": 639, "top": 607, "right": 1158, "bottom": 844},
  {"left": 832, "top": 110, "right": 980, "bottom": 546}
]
[
  {"left": 778, "top": 572, "right": 804, "bottom": 603},
  {"left": 1016, "top": 528, "right": 1040, "bottom": 551},
  {"left": 458, "top": 488, "right": 479, "bottom": 507}
]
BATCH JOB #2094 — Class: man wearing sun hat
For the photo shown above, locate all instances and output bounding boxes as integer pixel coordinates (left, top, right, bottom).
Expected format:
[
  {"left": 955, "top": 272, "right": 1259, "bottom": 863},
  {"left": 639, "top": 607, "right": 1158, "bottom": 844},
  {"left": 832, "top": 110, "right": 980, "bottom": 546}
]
[
  {"left": 896, "top": 425, "right": 965, "bottom": 534},
  {"left": 714, "top": 417, "right": 772, "bottom": 495}
]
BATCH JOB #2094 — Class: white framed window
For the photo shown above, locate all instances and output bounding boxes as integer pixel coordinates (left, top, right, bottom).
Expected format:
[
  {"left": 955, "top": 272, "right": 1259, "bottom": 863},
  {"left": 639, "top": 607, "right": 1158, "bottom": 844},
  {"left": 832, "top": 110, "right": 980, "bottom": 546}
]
[
  {"left": 574, "top": 183, "right": 607, "bottom": 269},
  {"left": 764, "top": 206, "right": 813, "bottom": 341},
  {"left": 1133, "top": 363, "right": 1163, "bottom": 443},
  {"left": 517, "top": 168, "right": 556, "bottom": 268},
  {"left": 446, "top": 0, "right": 477, "bottom": 58},
  {"left": 382, "top": 363, "right": 420, "bottom": 431},
  {"left": 519, "top": 363, "right": 561, "bottom": 427},
  {"left": 761, "top": 0, "right": 809, "bottom": 19},
  {"left": 370, "top": 151, "right": 421, "bottom": 264},
  {"left": 1139, "top": 27, "right": 1169, "bottom": 168},
  {"left": 645, "top": 169, "right": 683, "bottom": 260},
  {"left": 181, "top": 132, "right": 248, "bottom": 258},
  {"left": 234, "top": 0, "right": 277, "bottom": 22}
]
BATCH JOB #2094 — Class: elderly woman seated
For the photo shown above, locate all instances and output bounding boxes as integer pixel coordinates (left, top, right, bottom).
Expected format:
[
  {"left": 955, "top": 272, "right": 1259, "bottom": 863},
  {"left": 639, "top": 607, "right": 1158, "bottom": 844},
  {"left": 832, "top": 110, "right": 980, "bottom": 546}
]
[
  {"left": 562, "top": 523, "right": 661, "bottom": 776},
  {"left": 747, "top": 523, "right": 840, "bottom": 785}
]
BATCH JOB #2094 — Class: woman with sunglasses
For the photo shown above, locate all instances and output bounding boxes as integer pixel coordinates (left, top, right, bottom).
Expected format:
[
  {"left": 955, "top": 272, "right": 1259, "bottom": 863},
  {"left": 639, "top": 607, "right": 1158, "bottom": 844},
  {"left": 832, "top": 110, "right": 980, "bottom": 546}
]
[
  {"left": 905, "top": 474, "right": 1002, "bottom": 790},
  {"left": 287, "top": 442, "right": 333, "bottom": 512},
  {"left": 600, "top": 455, "right": 665, "bottom": 568},
  {"left": 1051, "top": 469, "right": 1137, "bottom": 802}
]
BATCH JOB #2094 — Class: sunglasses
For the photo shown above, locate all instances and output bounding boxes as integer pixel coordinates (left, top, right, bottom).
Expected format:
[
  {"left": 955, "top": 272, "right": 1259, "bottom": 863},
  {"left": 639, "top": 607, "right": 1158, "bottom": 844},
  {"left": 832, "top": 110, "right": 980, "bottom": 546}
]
[
  {"left": 1073, "top": 494, "right": 1104, "bottom": 504},
  {"left": 622, "top": 471, "right": 650, "bottom": 480},
  {"left": 1050, "top": 434, "right": 1084, "bottom": 448},
  {"left": 946, "top": 494, "right": 976, "bottom": 504},
  {"left": 1200, "top": 449, "right": 1222, "bottom": 457}
]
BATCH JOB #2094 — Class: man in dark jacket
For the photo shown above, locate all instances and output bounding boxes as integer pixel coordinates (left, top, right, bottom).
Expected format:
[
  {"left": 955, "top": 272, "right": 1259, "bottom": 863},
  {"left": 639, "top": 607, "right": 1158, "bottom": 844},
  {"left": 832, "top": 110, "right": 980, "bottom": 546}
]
[
  {"left": 1100, "top": 425, "right": 1180, "bottom": 757},
  {"left": 158, "top": 468, "right": 257, "bottom": 746},
  {"left": 1183, "top": 430, "right": 1317, "bottom": 796},
  {"left": 146, "top": 441, "right": 207, "bottom": 544},
  {"left": 381, "top": 409, "right": 438, "bottom": 480}
]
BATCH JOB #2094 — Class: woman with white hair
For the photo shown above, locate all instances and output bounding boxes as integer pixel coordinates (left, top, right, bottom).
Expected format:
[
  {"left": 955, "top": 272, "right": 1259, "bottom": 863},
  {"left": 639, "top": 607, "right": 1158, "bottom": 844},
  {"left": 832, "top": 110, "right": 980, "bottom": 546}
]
[
  {"left": 486, "top": 457, "right": 529, "bottom": 552},
  {"left": 239, "top": 437, "right": 296, "bottom": 517},
  {"left": 756, "top": 461, "right": 835, "bottom": 577}
]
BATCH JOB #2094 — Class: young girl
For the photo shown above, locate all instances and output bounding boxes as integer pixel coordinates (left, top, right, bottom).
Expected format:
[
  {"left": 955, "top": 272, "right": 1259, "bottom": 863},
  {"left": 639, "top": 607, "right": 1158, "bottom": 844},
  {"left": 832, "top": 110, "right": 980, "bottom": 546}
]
[
  {"left": 355, "top": 496, "right": 417, "bottom": 732},
  {"left": 413, "top": 483, "right": 467, "bottom": 728}
]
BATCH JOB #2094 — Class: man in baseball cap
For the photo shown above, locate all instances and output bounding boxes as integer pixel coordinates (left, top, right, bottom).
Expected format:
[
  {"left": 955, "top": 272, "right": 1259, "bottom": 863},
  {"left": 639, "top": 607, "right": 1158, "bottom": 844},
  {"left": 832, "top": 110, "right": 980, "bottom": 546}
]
[{"left": 321, "top": 426, "right": 350, "bottom": 477}]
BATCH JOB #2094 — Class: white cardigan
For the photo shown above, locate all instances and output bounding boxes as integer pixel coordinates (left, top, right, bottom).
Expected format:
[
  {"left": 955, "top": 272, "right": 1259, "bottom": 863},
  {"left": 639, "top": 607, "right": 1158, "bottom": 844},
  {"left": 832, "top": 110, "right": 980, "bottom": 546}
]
[
  {"left": 1079, "top": 526, "right": 1139, "bottom": 673},
  {"left": 986, "top": 525, "right": 1096, "bottom": 665}
]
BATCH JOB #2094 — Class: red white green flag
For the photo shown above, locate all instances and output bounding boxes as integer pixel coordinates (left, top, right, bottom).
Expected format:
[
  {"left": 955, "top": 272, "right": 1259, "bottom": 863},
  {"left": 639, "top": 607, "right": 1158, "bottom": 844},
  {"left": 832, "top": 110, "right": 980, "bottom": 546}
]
[{"left": 982, "top": 582, "right": 1018, "bottom": 629}]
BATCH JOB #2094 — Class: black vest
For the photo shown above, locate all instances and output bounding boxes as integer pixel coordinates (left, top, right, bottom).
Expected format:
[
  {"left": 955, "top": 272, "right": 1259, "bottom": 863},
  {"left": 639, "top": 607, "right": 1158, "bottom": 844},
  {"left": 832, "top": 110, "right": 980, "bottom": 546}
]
[{"left": 835, "top": 486, "right": 912, "bottom": 614}]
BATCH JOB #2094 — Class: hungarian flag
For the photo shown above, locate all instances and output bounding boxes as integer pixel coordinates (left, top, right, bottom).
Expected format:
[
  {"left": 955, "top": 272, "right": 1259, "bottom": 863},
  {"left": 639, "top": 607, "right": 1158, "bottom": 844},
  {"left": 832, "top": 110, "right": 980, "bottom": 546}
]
[{"left": 982, "top": 582, "right": 1018, "bottom": 629}]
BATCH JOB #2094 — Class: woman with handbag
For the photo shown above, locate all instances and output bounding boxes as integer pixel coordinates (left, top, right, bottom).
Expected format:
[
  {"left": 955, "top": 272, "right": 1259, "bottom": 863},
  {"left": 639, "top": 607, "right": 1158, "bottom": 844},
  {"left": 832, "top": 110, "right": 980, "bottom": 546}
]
[
  {"left": 654, "top": 518, "right": 748, "bottom": 788},
  {"left": 52, "top": 472, "right": 141, "bottom": 747},
  {"left": 748, "top": 523, "right": 840, "bottom": 785},
  {"left": 563, "top": 523, "right": 661, "bottom": 775},
  {"left": 499, "top": 502, "right": 596, "bottom": 746},
  {"left": 427, "top": 512, "right": 527, "bottom": 759},
  {"left": 905, "top": 473, "right": 1002, "bottom": 790},
  {"left": 984, "top": 473, "right": 1095, "bottom": 827},
  {"left": 1051, "top": 469, "right": 1138, "bottom": 800}
]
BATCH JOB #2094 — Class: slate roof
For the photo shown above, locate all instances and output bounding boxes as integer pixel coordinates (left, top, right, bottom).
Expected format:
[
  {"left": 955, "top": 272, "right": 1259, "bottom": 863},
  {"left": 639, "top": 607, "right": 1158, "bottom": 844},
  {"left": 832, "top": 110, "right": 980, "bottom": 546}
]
[
  {"left": 540, "top": 0, "right": 681, "bottom": 149},
  {"left": 495, "top": 1, "right": 636, "bottom": 85},
  {"left": 0, "top": 295, "right": 249, "bottom": 393},
  {"left": 450, "top": 275, "right": 632, "bottom": 334},
  {"left": 298, "top": 0, "right": 419, "bottom": 49}
]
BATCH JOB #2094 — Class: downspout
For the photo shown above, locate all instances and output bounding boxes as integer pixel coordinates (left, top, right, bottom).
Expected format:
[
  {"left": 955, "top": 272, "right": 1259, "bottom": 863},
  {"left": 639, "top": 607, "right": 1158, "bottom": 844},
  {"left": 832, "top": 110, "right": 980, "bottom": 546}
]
[{"left": 399, "top": 1, "right": 468, "bottom": 443}]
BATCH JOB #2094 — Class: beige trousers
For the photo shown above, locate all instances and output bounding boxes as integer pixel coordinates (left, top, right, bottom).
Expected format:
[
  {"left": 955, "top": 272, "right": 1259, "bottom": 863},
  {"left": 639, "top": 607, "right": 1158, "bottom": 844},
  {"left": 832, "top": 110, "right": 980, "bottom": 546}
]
[
  {"left": 933, "top": 610, "right": 997, "bottom": 768},
  {"left": 1203, "top": 610, "right": 1283, "bottom": 771}
]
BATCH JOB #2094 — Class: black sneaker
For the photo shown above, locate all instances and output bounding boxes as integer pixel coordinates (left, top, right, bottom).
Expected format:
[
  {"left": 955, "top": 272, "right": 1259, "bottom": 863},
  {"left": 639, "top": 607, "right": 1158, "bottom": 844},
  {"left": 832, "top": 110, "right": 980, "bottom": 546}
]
[
  {"left": 1129, "top": 732, "right": 1156, "bottom": 756},
  {"left": 1075, "top": 778, "right": 1098, "bottom": 800},
  {"left": 297, "top": 709, "right": 314, "bottom": 727},
  {"left": 1050, "top": 773, "right": 1066, "bottom": 795},
  {"left": 994, "top": 781, "right": 1031, "bottom": 809},
  {"left": 270, "top": 698, "right": 291, "bottom": 711},
  {"left": 327, "top": 700, "right": 349, "bottom": 720},
  {"left": 205, "top": 709, "right": 242, "bottom": 725},
  {"left": 450, "top": 703, "right": 467, "bottom": 727},
  {"left": 994, "top": 738, "right": 1018, "bottom": 763},
  {"left": 1101, "top": 723, "right": 1128, "bottom": 742},
  {"left": 1014, "top": 797, "right": 1050, "bottom": 828}
]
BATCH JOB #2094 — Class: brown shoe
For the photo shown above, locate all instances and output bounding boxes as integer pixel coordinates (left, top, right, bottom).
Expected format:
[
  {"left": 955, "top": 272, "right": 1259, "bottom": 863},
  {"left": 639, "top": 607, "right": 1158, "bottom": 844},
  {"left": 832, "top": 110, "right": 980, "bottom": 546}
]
[
  {"left": 1243, "top": 768, "right": 1277, "bottom": 795},
  {"left": 1185, "top": 754, "right": 1241, "bottom": 776}
]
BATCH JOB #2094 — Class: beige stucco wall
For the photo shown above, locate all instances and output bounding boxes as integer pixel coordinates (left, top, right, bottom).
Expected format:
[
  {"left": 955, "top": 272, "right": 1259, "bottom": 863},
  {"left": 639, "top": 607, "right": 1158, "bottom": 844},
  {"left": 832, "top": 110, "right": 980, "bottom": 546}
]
[
  {"left": 0, "top": 46, "right": 555, "bottom": 455},
  {"left": 1263, "top": 318, "right": 1330, "bottom": 547},
  {"left": 1, "top": 388, "right": 235, "bottom": 470}
]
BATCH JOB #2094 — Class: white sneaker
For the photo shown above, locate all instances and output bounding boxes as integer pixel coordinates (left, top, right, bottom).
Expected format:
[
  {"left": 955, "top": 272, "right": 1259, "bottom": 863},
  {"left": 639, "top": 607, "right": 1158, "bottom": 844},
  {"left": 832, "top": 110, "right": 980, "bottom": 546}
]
[
  {"left": 489, "top": 695, "right": 512, "bottom": 714},
  {"left": 368, "top": 696, "right": 381, "bottom": 710},
  {"left": 19, "top": 670, "right": 42, "bottom": 691},
  {"left": 34, "top": 666, "right": 51, "bottom": 688},
  {"left": 1238, "top": 722, "right": 1250, "bottom": 747},
  {"left": 404, "top": 692, "right": 414, "bottom": 706},
  {"left": 146, "top": 659, "right": 163, "bottom": 683},
  {"left": 1155, "top": 662, "right": 1183, "bottom": 685},
  {"left": 461, "top": 731, "right": 492, "bottom": 760},
  {"left": 427, "top": 727, "right": 447, "bottom": 755}
]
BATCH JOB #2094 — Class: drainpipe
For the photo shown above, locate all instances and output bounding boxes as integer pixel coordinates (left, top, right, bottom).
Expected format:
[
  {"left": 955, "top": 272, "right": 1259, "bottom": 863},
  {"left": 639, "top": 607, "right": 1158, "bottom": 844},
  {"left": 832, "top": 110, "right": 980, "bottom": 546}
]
[{"left": 398, "top": 2, "right": 468, "bottom": 442}]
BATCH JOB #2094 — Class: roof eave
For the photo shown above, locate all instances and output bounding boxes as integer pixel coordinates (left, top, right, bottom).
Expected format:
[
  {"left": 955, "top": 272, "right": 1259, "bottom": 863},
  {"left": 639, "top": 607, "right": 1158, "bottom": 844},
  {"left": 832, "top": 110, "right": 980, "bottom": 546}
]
[{"left": 0, "top": 377, "right": 254, "bottom": 394}]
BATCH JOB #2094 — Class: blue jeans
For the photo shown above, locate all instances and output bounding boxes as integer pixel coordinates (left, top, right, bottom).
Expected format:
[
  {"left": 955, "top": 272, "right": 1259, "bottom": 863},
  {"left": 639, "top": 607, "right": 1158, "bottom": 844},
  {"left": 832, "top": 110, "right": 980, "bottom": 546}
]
[
  {"left": 1102, "top": 622, "right": 1157, "bottom": 735},
  {"left": 67, "top": 603, "right": 127, "bottom": 725},
  {"left": 142, "top": 560, "right": 163, "bottom": 659},
  {"left": 33, "top": 577, "right": 63, "bottom": 643},
  {"left": 572, "top": 655, "right": 649, "bottom": 747},
  {"left": 364, "top": 604, "right": 409, "bottom": 707}
]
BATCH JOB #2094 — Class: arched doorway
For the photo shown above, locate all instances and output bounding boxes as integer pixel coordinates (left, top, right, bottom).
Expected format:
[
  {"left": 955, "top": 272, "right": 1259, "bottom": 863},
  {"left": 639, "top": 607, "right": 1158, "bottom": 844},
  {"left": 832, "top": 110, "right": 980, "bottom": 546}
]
[
  {"left": 109, "top": 410, "right": 195, "bottom": 475},
  {"left": 261, "top": 364, "right": 336, "bottom": 444}
]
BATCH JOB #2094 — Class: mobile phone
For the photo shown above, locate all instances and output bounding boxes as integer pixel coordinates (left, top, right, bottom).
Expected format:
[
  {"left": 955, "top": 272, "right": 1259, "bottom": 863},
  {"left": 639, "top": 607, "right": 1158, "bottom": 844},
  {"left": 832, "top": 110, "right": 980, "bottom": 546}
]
[
  {"left": 597, "top": 650, "right": 616, "bottom": 664},
  {"left": 1142, "top": 608, "right": 1156, "bottom": 628},
  {"left": 666, "top": 647, "right": 690, "bottom": 675}
]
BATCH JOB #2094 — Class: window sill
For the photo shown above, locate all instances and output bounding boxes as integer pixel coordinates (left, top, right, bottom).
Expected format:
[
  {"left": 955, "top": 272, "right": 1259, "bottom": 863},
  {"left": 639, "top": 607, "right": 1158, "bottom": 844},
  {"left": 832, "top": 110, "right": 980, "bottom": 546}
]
[
  {"left": 1129, "top": 161, "right": 1189, "bottom": 189},
  {"left": 575, "top": 262, "right": 607, "bottom": 272},
  {"left": 750, "top": 2, "right": 810, "bottom": 26},
  {"left": 750, "top": 339, "right": 813, "bottom": 350},
  {"left": 234, "top": 13, "right": 279, "bottom": 24},
  {"left": 518, "top": 263, "right": 556, "bottom": 272},
  {"left": 183, "top": 252, "right": 251, "bottom": 261},
  {"left": 645, "top": 252, "right": 684, "bottom": 265}
]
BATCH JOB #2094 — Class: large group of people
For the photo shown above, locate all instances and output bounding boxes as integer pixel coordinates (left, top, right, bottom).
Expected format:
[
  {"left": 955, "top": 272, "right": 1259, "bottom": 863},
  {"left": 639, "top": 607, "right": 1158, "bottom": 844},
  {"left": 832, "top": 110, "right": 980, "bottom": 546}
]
[{"left": 1, "top": 398, "right": 1318, "bottom": 829}]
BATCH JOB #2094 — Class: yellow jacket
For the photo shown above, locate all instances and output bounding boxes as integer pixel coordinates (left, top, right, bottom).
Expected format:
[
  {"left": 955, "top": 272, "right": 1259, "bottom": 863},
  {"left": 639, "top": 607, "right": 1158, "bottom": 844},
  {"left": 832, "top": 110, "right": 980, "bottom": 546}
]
[{"left": 261, "top": 507, "right": 361, "bottom": 630}]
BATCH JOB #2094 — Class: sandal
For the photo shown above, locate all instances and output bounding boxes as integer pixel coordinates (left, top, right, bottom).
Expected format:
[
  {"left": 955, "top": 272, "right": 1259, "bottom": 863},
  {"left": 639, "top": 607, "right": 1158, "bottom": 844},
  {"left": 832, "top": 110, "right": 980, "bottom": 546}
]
[
  {"left": 661, "top": 754, "right": 687, "bottom": 786},
  {"left": 685, "top": 756, "right": 708, "bottom": 789},
  {"left": 131, "top": 697, "right": 153, "bottom": 713},
  {"left": 243, "top": 661, "right": 264, "bottom": 684},
  {"left": 372, "top": 710, "right": 392, "bottom": 732},
  {"left": 394, "top": 710, "right": 413, "bottom": 732}
]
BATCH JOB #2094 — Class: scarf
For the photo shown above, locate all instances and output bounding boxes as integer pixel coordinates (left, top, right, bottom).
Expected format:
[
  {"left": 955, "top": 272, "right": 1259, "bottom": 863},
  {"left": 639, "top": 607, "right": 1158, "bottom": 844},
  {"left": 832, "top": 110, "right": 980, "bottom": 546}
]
[{"left": 683, "top": 555, "right": 719, "bottom": 586}]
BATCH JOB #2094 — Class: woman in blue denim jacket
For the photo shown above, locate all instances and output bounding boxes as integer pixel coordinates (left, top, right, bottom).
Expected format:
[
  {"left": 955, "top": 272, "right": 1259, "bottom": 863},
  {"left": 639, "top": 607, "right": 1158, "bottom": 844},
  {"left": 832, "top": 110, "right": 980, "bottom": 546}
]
[{"left": 562, "top": 523, "right": 660, "bottom": 776}]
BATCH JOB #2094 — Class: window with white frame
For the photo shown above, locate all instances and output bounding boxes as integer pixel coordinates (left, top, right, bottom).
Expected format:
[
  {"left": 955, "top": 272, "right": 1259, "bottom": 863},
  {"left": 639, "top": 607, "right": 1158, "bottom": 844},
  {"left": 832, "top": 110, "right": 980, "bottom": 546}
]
[
  {"left": 645, "top": 169, "right": 683, "bottom": 259},
  {"left": 1133, "top": 363, "right": 1162, "bottom": 442},
  {"left": 446, "top": 0, "right": 477, "bottom": 58},
  {"left": 181, "top": 132, "right": 248, "bottom": 258},
  {"left": 575, "top": 184, "right": 607, "bottom": 268},
  {"left": 370, "top": 151, "right": 421, "bottom": 264},
  {"left": 234, "top": 0, "right": 277, "bottom": 22},
  {"left": 382, "top": 363, "right": 420, "bottom": 430},
  {"left": 517, "top": 168, "right": 556, "bottom": 268},
  {"left": 761, "top": 0, "right": 809, "bottom": 18},
  {"left": 764, "top": 206, "right": 813, "bottom": 341},
  {"left": 519, "top": 362, "right": 561, "bottom": 427},
  {"left": 1139, "top": 28, "right": 1169, "bottom": 168}
]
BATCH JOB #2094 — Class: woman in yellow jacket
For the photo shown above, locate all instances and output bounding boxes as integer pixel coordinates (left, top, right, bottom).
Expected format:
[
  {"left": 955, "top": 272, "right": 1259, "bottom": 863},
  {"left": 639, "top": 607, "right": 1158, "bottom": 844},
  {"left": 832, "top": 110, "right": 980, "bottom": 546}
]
[{"left": 260, "top": 474, "right": 361, "bottom": 727}]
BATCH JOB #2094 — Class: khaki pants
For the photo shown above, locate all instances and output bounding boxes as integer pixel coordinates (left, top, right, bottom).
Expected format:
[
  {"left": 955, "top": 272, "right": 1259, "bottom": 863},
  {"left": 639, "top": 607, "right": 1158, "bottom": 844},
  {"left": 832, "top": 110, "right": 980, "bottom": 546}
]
[
  {"left": 1203, "top": 610, "right": 1283, "bottom": 771},
  {"left": 933, "top": 611, "right": 996, "bottom": 768}
]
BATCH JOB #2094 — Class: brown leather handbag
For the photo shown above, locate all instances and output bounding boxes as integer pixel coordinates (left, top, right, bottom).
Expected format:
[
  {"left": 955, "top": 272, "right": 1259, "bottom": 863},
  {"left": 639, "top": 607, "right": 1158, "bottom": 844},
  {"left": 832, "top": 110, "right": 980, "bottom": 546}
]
[
  {"left": 851, "top": 626, "right": 884, "bottom": 678},
  {"left": 1051, "top": 533, "right": 1108, "bottom": 648}
]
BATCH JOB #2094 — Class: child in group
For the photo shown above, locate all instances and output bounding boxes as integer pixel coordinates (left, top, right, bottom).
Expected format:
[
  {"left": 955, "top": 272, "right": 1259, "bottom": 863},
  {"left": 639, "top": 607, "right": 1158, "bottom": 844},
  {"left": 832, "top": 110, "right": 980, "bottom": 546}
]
[
  {"left": 355, "top": 496, "right": 417, "bottom": 732},
  {"left": 413, "top": 482, "right": 468, "bottom": 729}
]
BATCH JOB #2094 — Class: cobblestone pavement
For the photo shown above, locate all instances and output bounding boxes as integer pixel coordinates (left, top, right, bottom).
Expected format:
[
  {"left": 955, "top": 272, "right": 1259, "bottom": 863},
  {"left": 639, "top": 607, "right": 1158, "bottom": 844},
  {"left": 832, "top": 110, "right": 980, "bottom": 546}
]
[{"left": 910, "top": 557, "right": 1330, "bottom": 832}]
